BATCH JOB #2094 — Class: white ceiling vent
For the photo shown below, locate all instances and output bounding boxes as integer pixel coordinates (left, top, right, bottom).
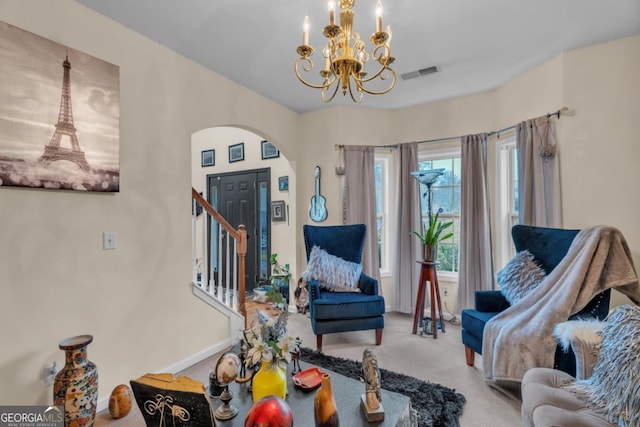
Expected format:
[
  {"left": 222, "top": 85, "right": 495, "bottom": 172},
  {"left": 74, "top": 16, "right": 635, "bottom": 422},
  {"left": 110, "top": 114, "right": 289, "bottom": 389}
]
[{"left": 401, "top": 65, "right": 440, "bottom": 81}]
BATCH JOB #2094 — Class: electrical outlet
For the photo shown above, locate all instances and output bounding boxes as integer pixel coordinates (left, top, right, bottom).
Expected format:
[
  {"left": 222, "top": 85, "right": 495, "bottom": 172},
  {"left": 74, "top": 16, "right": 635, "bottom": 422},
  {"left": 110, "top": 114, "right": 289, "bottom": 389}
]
[
  {"left": 443, "top": 287, "right": 449, "bottom": 296},
  {"left": 44, "top": 362, "right": 57, "bottom": 387}
]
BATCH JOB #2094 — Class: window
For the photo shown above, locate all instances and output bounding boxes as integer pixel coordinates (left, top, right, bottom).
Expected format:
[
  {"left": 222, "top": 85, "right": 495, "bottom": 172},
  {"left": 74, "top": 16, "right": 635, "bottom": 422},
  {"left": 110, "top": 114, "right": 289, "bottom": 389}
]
[
  {"left": 495, "top": 137, "right": 519, "bottom": 268},
  {"left": 418, "top": 149, "right": 461, "bottom": 274},
  {"left": 374, "top": 153, "right": 392, "bottom": 275}
]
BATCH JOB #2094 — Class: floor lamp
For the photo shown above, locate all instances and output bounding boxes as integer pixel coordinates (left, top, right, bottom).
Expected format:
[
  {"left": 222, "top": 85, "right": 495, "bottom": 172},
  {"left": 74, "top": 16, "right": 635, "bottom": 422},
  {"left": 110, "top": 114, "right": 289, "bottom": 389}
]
[{"left": 410, "top": 168, "right": 445, "bottom": 224}]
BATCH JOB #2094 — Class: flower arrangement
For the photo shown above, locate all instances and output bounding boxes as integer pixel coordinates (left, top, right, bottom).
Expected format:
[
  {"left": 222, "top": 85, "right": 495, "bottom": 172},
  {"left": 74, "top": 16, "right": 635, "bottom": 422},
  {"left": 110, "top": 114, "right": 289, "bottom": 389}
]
[{"left": 241, "top": 311, "right": 299, "bottom": 370}]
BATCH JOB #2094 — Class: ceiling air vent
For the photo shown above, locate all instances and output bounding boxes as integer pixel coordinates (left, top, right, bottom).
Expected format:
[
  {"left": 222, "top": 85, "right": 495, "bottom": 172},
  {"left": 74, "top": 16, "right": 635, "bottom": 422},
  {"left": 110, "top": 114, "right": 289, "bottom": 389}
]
[{"left": 401, "top": 65, "right": 440, "bottom": 81}]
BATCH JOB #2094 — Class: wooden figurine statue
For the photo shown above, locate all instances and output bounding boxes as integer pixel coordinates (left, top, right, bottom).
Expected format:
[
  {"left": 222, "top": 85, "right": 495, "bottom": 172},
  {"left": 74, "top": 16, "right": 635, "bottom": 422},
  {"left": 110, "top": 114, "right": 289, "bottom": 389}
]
[
  {"left": 360, "top": 347, "right": 384, "bottom": 421},
  {"left": 290, "top": 337, "right": 303, "bottom": 375}
]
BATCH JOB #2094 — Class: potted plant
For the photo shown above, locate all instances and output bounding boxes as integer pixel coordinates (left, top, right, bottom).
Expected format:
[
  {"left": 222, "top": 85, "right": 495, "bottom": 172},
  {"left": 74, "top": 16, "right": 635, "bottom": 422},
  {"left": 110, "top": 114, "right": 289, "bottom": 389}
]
[
  {"left": 412, "top": 211, "right": 454, "bottom": 262},
  {"left": 265, "top": 253, "right": 291, "bottom": 309}
]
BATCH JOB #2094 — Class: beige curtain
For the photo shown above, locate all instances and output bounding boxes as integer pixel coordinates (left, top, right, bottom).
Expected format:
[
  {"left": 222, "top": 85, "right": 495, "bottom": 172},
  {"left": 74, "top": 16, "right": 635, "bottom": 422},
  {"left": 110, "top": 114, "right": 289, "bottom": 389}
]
[
  {"left": 392, "top": 142, "right": 422, "bottom": 313},
  {"left": 516, "top": 115, "right": 561, "bottom": 226},
  {"left": 455, "top": 134, "right": 495, "bottom": 311},
  {"left": 343, "top": 145, "right": 381, "bottom": 284}
]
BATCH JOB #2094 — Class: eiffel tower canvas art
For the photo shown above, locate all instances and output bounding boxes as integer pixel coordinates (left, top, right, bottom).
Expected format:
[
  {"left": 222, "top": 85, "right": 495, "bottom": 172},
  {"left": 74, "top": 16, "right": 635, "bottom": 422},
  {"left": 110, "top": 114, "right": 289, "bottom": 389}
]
[{"left": 0, "top": 21, "right": 119, "bottom": 192}]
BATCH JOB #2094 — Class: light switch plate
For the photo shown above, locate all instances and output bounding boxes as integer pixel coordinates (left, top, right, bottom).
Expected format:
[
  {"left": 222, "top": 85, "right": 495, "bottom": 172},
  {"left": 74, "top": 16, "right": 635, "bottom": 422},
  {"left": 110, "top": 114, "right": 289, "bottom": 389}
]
[{"left": 103, "top": 232, "right": 116, "bottom": 250}]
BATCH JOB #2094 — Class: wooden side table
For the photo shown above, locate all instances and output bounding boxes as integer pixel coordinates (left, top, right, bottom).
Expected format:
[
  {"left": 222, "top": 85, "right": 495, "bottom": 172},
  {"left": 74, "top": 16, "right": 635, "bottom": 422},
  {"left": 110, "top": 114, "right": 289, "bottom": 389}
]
[{"left": 412, "top": 260, "right": 446, "bottom": 338}]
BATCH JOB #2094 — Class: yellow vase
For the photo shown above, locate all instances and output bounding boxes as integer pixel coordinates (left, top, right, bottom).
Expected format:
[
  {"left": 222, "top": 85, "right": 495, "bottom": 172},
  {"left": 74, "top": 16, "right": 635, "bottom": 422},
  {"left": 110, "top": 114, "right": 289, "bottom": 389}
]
[{"left": 252, "top": 361, "right": 288, "bottom": 401}]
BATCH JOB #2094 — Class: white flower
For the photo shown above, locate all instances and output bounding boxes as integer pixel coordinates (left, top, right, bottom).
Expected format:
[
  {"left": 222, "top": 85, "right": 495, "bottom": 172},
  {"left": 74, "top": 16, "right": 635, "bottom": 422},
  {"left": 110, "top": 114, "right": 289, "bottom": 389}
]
[
  {"left": 240, "top": 311, "right": 299, "bottom": 369},
  {"left": 246, "top": 335, "right": 268, "bottom": 366}
]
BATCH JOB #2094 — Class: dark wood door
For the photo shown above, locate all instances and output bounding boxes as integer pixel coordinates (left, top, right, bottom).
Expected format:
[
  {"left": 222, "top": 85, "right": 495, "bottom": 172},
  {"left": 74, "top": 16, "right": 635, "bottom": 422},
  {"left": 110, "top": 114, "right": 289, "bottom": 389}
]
[{"left": 208, "top": 169, "right": 270, "bottom": 293}]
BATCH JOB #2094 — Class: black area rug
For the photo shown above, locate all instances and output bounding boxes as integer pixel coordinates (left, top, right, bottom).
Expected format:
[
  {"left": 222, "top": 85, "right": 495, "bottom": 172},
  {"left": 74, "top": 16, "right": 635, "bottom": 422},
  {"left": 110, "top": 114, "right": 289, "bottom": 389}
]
[{"left": 299, "top": 347, "right": 466, "bottom": 427}]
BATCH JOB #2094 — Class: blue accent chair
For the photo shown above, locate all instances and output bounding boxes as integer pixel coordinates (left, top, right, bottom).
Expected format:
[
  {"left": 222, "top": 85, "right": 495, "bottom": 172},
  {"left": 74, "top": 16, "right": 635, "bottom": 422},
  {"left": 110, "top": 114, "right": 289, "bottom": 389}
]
[
  {"left": 303, "top": 224, "right": 385, "bottom": 352},
  {"left": 461, "top": 225, "right": 611, "bottom": 376}
]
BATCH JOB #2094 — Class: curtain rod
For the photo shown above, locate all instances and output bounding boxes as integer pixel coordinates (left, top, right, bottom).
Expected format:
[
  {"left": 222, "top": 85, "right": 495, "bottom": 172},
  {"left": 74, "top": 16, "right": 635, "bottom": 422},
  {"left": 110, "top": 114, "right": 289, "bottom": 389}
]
[{"left": 334, "top": 106, "right": 570, "bottom": 150}]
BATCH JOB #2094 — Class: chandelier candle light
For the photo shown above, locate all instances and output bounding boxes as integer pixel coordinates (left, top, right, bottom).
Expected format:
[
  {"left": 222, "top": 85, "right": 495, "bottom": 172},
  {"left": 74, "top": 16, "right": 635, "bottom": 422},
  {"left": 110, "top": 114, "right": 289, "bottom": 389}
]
[{"left": 295, "top": 0, "right": 396, "bottom": 103}]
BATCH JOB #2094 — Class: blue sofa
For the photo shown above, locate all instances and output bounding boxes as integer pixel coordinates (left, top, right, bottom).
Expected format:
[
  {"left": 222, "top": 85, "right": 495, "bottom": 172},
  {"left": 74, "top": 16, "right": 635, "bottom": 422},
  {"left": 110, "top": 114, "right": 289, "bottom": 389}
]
[
  {"left": 303, "top": 224, "right": 385, "bottom": 352},
  {"left": 461, "top": 225, "right": 611, "bottom": 376}
]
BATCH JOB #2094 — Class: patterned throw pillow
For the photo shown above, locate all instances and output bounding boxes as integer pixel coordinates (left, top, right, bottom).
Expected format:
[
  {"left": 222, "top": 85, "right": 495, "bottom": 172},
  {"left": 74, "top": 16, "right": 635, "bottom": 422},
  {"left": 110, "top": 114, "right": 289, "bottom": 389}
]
[
  {"left": 496, "top": 250, "right": 546, "bottom": 305},
  {"left": 568, "top": 305, "right": 640, "bottom": 427},
  {"left": 302, "top": 246, "right": 362, "bottom": 292}
]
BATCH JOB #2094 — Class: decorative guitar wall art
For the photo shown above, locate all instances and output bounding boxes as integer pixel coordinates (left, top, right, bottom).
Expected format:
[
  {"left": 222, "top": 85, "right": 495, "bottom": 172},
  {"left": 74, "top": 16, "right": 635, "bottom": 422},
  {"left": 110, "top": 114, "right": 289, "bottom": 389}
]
[{"left": 309, "top": 166, "right": 327, "bottom": 222}]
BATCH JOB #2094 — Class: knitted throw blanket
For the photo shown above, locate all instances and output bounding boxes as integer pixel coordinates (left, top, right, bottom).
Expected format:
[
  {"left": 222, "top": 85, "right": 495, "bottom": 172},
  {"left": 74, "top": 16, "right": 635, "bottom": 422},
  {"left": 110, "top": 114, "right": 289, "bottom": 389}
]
[{"left": 482, "top": 225, "right": 640, "bottom": 382}]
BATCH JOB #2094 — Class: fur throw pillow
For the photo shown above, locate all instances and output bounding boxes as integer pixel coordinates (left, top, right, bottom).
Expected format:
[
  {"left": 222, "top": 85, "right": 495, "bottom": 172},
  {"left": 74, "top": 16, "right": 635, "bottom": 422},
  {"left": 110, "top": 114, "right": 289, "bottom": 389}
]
[
  {"left": 496, "top": 250, "right": 546, "bottom": 305},
  {"left": 567, "top": 305, "right": 640, "bottom": 427},
  {"left": 302, "top": 245, "right": 362, "bottom": 292}
]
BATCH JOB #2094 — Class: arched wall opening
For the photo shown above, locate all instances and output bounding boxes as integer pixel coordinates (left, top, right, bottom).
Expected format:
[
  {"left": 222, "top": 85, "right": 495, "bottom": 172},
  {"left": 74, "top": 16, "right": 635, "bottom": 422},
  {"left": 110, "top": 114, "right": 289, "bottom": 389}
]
[{"left": 191, "top": 125, "right": 297, "bottom": 299}]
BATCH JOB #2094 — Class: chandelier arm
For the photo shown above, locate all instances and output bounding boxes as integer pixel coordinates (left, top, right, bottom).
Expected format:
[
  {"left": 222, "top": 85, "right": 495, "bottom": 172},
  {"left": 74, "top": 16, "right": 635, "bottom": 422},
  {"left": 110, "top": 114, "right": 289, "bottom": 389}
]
[
  {"left": 356, "top": 69, "right": 397, "bottom": 95},
  {"left": 353, "top": 45, "right": 391, "bottom": 84},
  {"left": 321, "top": 79, "right": 342, "bottom": 102},
  {"left": 348, "top": 80, "right": 365, "bottom": 103},
  {"left": 294, "top": 58, "right": 336, "bottom": 90}
]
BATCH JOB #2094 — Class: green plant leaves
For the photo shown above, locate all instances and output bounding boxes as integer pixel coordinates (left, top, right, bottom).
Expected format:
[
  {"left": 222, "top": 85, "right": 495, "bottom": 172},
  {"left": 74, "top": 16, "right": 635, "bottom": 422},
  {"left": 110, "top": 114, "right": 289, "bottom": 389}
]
[{"left": 411, "top": 211, "right": 454, "bottom": 245}]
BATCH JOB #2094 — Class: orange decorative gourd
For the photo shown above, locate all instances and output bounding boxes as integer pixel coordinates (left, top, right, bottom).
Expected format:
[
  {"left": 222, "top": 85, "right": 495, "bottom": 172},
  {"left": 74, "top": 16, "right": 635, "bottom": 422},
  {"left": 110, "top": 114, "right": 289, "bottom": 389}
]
[{"left": 108, "top": 384, "right": 133, "bottom": 419}]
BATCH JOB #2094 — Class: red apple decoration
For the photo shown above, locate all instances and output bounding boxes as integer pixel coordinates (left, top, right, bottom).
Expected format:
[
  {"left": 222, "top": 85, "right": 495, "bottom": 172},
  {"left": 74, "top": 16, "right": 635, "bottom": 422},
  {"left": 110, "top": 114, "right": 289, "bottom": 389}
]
[{"left": 244, "top": 396, "right": 293, "bottom": 427}]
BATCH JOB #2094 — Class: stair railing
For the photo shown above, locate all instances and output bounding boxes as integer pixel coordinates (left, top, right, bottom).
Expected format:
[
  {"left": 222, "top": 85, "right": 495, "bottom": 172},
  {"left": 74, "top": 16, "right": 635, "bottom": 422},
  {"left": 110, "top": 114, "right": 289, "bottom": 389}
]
[{"left": 191, "top": 188, "right": 247, "bottom": 324}]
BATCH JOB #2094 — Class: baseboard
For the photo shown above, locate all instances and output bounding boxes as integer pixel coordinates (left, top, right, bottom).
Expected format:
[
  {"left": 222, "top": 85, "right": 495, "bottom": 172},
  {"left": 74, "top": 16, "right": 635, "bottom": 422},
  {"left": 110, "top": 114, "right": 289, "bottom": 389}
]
[{"left": 96, "top": 340, "right": 232, "bottom": 413}]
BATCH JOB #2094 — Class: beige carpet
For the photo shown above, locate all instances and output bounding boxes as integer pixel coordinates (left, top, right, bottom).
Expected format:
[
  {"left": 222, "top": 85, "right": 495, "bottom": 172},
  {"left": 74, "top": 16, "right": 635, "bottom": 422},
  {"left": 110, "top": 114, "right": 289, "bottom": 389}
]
[{"left": 95, "top": 311, "right": 522, "bottom": 426}]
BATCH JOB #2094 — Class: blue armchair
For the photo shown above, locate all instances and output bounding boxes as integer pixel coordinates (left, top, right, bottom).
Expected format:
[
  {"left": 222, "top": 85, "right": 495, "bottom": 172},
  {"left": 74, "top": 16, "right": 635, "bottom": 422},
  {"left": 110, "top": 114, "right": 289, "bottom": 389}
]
[
  {"left": 303, "top": 224, "right": 385, "bottom": 352},
  {"left": 461, "top": 225, "right": 611, "bottom": 376}
]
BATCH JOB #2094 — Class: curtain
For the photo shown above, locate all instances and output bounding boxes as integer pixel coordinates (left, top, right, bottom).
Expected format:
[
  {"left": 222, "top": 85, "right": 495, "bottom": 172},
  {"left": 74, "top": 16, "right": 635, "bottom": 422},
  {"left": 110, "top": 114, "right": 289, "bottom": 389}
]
[
  {"left": 455, "top": 133, "right": 494, "bottom": 311},
  {"left": 392, "top": 142, "right": 422, "bottom": 313},
  {"left": 516, "top": 115, "right": 561, "bottom": 226},
  {"left": 343, "top": 145, "right": 381, "bottom": 284}
]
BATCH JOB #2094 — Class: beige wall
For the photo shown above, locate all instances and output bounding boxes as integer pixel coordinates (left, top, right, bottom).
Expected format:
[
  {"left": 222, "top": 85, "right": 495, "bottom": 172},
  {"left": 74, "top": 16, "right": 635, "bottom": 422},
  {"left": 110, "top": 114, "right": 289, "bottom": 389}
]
[
  {"left": 0, "top": 0, "right": 298, "bottom": 408},
  {"left": 559, "top": 35, "right": 640, "bottom": 307},
  {"left": 1, "top": 0, "right": 638, "bottom": 409}
]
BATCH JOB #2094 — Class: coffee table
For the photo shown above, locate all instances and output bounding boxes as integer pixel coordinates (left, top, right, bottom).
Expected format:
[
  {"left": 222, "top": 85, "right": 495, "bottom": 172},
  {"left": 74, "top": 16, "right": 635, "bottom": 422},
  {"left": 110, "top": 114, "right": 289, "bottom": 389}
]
[{"left": 211, "top": 361, "right": 416, "bottom": 426}]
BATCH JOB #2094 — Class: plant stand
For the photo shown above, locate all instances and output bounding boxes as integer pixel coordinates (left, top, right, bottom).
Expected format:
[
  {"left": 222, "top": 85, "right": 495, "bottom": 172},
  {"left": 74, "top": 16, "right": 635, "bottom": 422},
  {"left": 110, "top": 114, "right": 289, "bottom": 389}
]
[{"left": 412, "top": 260, "right": 446, "bottom": 338}]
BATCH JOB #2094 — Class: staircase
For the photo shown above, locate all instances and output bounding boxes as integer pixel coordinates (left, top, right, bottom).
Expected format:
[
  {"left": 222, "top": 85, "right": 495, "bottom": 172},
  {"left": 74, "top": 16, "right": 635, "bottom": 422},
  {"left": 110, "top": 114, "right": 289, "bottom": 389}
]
[{"left": 191, "top": 188, "right": 247, "bottom": 331}]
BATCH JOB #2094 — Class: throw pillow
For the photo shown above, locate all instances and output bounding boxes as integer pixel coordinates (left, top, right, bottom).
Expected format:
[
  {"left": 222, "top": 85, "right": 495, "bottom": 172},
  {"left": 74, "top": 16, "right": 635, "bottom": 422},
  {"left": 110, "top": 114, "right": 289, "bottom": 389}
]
[
  {"left": 302, "top": 245, "right": 362, "bottom": 292},
  {"left": 567, "top": 305, "right": 640, "bottom": 427},
  {"left": 496, "top": 250, "right": 546, "bottom": 305}
]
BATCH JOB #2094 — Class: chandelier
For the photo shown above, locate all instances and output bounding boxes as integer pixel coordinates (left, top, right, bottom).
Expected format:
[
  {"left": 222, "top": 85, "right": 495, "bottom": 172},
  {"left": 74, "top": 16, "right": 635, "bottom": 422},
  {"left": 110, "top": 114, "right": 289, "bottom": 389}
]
[{"left": 295, "top": 0, "right": 396, "bottom": 103}]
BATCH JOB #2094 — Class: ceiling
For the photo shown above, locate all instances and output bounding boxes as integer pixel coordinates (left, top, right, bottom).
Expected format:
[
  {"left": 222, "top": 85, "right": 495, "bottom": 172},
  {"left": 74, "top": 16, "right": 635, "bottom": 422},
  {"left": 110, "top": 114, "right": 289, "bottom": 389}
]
[{"left": 75, "top": 0, "right": 640, "bottom": 113}]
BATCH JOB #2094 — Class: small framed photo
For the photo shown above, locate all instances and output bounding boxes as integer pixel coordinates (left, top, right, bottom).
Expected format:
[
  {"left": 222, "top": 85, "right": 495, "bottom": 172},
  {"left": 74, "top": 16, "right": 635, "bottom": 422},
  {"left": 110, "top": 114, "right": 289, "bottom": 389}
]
[
  {"left": 201, "top": 149, "right": 215, "bottom": 167},
  {"left": 229, "top": 143, "right": 245, "bottom": 163},
  {"left": 271, "top": 200, "right": 286, "bottom": 222},
  {"left": 261, "top": 140, "right": 280, "bottom": 160},
  {"left": 278, "top": 176, "right": 289, "bottom": 191}
]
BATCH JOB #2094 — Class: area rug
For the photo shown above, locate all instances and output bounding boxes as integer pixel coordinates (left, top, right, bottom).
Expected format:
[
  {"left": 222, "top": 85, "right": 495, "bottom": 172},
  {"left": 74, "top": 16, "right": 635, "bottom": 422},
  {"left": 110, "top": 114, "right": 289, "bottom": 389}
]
[{"left": 299, "top": 347, "right": 466, "bottom": 427}]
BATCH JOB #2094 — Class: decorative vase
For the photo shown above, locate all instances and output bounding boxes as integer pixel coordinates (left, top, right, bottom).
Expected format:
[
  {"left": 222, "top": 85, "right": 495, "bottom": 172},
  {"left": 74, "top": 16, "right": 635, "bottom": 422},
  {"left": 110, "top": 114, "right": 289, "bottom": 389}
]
[
  {"left": 314, "top": 374, "right": 339, "bottom": 427},
  {"left": 252, "top": 361, "right": 287, "bottom": 402},
  {"left": 424, "top": 244, "right": 438, "bottom": 262},
  {"left": 108, "top": 384, "right": 133, "bottom": 419},
  {"left": 53, "top": 335, "right": 98, "bottom": 427}
]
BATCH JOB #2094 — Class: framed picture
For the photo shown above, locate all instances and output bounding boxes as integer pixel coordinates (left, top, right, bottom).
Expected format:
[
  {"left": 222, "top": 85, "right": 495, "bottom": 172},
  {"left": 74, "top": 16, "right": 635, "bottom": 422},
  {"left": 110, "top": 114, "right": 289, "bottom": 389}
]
[
  {"left": 271, "top": 200, "right": 286, "bottom": 222},
  {"left": 201, "top": 149, "right": 215, "bottom": 167},
  {"left": 278, "top": 176, "right": 289, "bottom": 191},
  {"left": 0, "top": 21, "right": 120, "bottom": 192},
  {"left": 229, "top": 143, "right": 245, "bottom": 163},
  {"left": 261, "top": 140, "right": 280, "bottom": 160}
]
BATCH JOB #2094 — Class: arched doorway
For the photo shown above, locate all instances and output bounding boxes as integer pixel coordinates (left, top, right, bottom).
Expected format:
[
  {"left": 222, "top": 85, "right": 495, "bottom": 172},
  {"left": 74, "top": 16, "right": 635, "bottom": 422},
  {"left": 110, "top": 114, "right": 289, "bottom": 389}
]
[{"left": 191, "top": 126, "right": 293, "bottom": 294}]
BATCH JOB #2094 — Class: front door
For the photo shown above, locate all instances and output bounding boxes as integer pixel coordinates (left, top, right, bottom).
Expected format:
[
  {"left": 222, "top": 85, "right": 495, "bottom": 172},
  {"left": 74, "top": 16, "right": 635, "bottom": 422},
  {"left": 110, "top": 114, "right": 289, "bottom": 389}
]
[{"left": 207, "top": 169, "right": 270, "bottom": 293}]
